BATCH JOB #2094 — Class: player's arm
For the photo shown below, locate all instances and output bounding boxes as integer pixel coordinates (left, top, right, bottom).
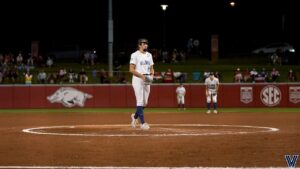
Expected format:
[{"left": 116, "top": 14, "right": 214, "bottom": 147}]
[
  {"left": 215, "top": 80, "right": 220, "bottom": 93},
  {"left": 150, "top": 65, "right": 154, "bottom": 77},
  {"left": 129, "top": 64, "right": 145, "bottom": 81},
  {"left": 205, "top": 84, "right": 209, "bottom": 97}
]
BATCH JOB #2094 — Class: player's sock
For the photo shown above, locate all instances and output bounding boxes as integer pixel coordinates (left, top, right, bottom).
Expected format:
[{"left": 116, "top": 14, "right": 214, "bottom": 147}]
[
  {"left": 213, "top": 103, "right": 217, "bottom": 110},
  {"left": 137, "top": 106, "right": 145, "bottom": 124},
  {"left": 207, "top": 103, "right": 211, "bottom": 110},
  {"left": 134, "top": 107, "right": 139, "bottom": 119}
]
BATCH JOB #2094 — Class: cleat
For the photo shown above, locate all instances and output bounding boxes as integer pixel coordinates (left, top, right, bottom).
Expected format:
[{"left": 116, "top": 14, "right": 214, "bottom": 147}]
[
  {"left": 206, "top": 110, "right": 211, "bottom": 114},
  {"left": 140, "top": 123, "right": 150, "bottom": 130},
  {"left": 131, "top": 114, "right": 138, "bottom": 128},
  {"left": 213, "top": 110, "right": 218, "bottom": 114}
]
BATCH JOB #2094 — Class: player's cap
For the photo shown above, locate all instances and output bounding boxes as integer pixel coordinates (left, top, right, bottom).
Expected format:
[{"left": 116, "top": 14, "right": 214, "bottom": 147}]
[
  {"left": 209, "top": 72, "right": 214, "bottom": 76},
  {"left": 138, "top": 38, "right": 148, "bottom": 44}
]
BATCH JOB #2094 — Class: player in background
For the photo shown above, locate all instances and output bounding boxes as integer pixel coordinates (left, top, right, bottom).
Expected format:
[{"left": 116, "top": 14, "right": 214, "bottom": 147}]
[
  {"left": 205, "top": 72, "right": 219, "bottom": 114},
  {"left": 129, "top": 38, "right": 154, "bottom": 130},
  {"left": 176, "top": 83, "right": 186, "bottom": 110}
]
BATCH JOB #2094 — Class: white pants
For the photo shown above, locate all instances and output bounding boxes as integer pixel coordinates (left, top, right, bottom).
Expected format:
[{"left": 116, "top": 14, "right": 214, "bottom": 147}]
[
  {"left": 132, "top": 76, "right": 150, "bottom": 106},
  {"left": 177, "top": 95, "right": 185, "bottom": 104},
  {"left": 207, "top": 90, "right": 217, "bottom": 103}
]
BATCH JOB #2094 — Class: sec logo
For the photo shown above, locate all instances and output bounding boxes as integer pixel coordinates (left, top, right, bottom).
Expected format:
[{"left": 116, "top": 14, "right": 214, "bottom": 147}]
[{"left": 260, "top": 85, "right": 281, "bottom": 107}]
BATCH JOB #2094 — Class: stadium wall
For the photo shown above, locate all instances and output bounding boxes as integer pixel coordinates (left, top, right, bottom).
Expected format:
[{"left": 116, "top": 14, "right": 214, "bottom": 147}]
[{"left": 0, "top": 84, "right": 299, "bottom": 108}]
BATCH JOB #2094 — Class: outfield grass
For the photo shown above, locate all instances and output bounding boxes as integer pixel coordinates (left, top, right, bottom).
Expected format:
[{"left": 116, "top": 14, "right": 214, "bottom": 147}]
[{"left": 0, "top": 108, "right": 299, "bottom": 114}]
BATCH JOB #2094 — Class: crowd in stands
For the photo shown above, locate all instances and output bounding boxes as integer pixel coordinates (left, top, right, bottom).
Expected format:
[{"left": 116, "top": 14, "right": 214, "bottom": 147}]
[
  {"left": 0, "top": 45, "right": 298, "bottom": 85},
  {"left": 234, "top": 67, "right": 296, "bottom": 83}
]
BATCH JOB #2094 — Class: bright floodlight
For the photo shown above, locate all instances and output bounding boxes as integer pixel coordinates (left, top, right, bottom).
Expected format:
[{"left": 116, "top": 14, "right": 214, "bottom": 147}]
[
  {"left": 230, "top": 1, "right": 235, "bottom": 7},
  {"left": 161, "top": 4, "right": 168, "bottom": 11}
]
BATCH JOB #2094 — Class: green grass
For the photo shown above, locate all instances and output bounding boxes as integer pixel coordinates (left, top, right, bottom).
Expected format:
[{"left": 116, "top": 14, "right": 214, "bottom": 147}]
[{"left": 0, "top": 108, "right": 299, "bottom": 114}]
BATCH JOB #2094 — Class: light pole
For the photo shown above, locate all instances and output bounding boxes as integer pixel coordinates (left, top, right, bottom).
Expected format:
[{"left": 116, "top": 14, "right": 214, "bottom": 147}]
[{"left": 161, "top": 4, "right": 168, "bottom": 49}]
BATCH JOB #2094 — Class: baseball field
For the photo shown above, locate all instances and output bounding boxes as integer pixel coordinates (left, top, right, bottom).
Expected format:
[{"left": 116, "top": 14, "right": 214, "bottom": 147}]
[{"left": 0, "top": 108, "right": 299, "bottom": 169}]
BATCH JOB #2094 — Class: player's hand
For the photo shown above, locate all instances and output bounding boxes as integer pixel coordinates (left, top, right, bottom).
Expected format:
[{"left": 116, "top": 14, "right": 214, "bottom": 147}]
[{"left": 141, "top": 74, "right": 146, "bottom": 81}]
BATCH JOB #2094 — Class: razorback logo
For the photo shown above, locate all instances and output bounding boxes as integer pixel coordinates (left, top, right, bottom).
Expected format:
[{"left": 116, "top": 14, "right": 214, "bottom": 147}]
[{"left": 47, "top": 87, "right": 92, "bottom": 107}]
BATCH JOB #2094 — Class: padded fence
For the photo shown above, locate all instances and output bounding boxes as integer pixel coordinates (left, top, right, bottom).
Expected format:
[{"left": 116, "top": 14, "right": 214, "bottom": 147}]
[{"left": 0, "top": 83, "right": 299, "bottom": 108}]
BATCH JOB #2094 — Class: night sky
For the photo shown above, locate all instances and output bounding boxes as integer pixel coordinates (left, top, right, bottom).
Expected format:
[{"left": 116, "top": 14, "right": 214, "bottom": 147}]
[{"left": 0, "top": 0, "right": 298, "bottom": 56}]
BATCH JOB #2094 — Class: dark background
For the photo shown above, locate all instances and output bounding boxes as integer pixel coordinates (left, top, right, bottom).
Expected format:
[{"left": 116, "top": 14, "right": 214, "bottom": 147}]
[{"left": 0, "top": 0, "right": 298, "bottom": 57}]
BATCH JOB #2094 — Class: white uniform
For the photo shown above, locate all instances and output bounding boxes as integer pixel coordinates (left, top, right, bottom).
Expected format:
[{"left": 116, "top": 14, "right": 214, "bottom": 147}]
[
  {"left": 130, "top": 50, "right": 154, "bottom": 106},
  {"left": 176, "top": 86, "right": 186, "bottom": 104},
  {"left": 205, "top": 77, "right": 219, "bottom": 103}
]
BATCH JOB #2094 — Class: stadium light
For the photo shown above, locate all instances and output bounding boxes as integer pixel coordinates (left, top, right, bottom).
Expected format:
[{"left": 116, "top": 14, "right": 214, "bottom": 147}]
[{"left": 161, "top": 4, "right": 168, "bottom": 49}]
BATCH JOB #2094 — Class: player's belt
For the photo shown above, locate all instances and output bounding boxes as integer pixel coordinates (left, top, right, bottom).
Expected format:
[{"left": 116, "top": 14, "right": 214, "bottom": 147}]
[{"left": 143, "top": 74, "right": 151, "bottom": 75}]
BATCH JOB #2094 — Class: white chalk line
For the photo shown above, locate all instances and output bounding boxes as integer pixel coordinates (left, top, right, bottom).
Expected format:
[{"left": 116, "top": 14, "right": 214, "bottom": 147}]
[{"left": 22, "top": 124, "right": 279, "bottom": 137}]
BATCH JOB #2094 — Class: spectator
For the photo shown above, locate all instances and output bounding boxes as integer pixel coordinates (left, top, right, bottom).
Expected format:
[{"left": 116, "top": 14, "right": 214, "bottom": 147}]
[
  {"left": 68, "top": 69, "right": 76, "bottom": 83},
  {"left": 171, "top": 48, "right": 178, "bottom": 63},
  {"left": 288, "top": 69, "right": 297, "bottom": 82},
  {"left": 79, "top": 68, "right": 88, "bottom": 84},
  {"left": 46, "top": 57, "right": 53, "bottom": 67},
  {"left": 47, "top": 73, "right": 57, "bottom": 84},
  {"left": 27, "top": 55, "right": 34, "bottom": 66},
  {"left": 99, "top": 69, "right": 110, "bottom": 83},
  {"left": 179, "top": 49, "right": 186, "bottom": 62},
  {"left": 118, "top": 72, "right": 127, "bottom": 84},
  {"left": 257, "top": 68, "right": 268, "bottom": 82},
  {"left": 270, "top": 50, "right": 282, "bottom": 66},
  {"left": 90, "top": 49, "right": 97, "bottom": 66},
  {"left": 24, "top": 70, "right": 32, "bottom": 85},
  {"left": 82, "top": 50, "right": 91, "bottom": 66},
  {"left": 58, "top": 68, "right": 67, "bottom": 84},
  {"left": 8, "top": 66, "right": 18, "bottom": 83},
  {"left": 16, "top": 51, "right": 23, "bottom": 66},
  {"left": 153, "top": 71, "right": 163, "bottom": 82},
  {"left": 37, "top": 69, "right": 47, "bottom": 84},
  {"left": 234, "top": 68, "right": 242, "bottom": 83},
  {"left": 250, "top": 68, "right": 258, "bottom": 82},
  {"left": 242, "top": 68, "right": 251, "bottom": 82},
  {"left": 161, "top": 49, "right": 168, "bottom": 63},
  {"left": 163, "top": 68, "right": 174, "bottom": 83},
  {"left": 271, "top": 68, "right": 280, "bottom": 82}
]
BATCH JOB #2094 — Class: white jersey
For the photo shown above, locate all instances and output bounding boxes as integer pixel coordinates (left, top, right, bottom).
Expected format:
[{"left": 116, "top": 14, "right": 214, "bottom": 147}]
[
  {"left": 130, "top": 50, "right": 154, "bottom": 76},
  {"left": 205, "top": 77, "right": 219, "bottom": 92},
  {"left": 176, "top": 86, "right": 186, "bottom": 97}
]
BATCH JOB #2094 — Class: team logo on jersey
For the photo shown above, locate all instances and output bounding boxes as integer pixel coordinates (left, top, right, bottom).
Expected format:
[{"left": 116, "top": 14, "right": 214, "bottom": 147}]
[
  {"left": 240, "top": 87, "right": 253, "bottom": 104},
  {"left": 47, "top": 87, "right": 92, "bottom": 107},
  {"left": 289, "top": 86, "right": 300, "bottom": 104},
  {"left": 260, "top": 85, "right": 281, "bottom": 107},
  {"left": 140, "top": 60, "right": 150, "bottom": 65}
]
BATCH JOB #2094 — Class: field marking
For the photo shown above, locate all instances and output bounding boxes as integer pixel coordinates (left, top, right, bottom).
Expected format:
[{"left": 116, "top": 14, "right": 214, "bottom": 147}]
[
  {"left": 22, "top": 124, "right": 279, "bottom": 137},
  {"left": 0, "top": 166, "right": 297, "bottom": 169}
]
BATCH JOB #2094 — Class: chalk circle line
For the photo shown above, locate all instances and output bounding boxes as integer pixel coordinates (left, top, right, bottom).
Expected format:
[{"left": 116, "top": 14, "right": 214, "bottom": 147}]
[{"left": 22, "top": 124, "right": 279, "bottom": 137}]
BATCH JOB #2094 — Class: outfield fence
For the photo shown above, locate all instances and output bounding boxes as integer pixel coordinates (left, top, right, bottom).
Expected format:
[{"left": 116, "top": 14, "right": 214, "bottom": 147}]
[{"left": 0, "top": 83, "right": 299, "bottom": 108}]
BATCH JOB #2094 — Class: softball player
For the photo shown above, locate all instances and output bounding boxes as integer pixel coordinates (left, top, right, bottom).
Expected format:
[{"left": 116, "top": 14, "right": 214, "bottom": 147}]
[
  {"left": 205, "top": 72, "right": 219, "bottom": 114},
  {"left": 129, "top": 38, "right": 154, "bottom": 130},
  {"left": 176, "top": 83, "right": 186, "bottom": 110}
]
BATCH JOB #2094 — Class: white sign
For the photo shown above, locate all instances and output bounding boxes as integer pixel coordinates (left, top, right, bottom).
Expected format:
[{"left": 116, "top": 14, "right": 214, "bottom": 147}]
[
  {"left": 47, "top": 87, "right": 92, "bottom": 107},
  {"left": 260, "top": 85, "right": 281, "bottom": 107},
  {"left": 289, "top": 86, "right": 300, "bottom": 104},
  {"left": 240, "top": 87, "right": 253, "bottom": 104}
]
